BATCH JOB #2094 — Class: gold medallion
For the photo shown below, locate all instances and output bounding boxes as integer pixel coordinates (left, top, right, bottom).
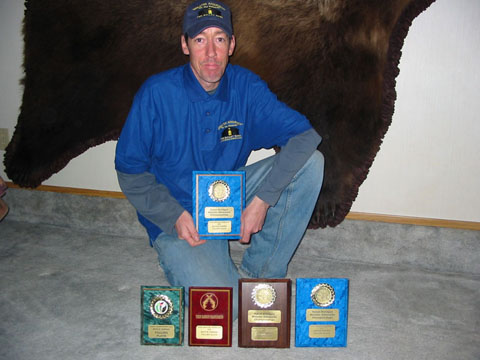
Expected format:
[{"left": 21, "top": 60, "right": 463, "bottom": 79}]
[
  {"left": 200, "top": 293, "right": 219, "bottom": 312},
  {"left": 251, "top": 284, "right": 276, "bottom": 308},
  {"left": 149, "top": 295, "right": 173, "bottom": 319},
  {"left": 311, "top": 283, "right": 335, "bottom": 307},
  {"left": 208, "top": 180, "right": 230, "bottom": 202}
]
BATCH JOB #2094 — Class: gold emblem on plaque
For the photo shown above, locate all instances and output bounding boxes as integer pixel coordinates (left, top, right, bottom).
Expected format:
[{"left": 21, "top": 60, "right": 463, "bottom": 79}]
[
  {"left": 251, "top": 284, "right": 276, "bottom": 308},
  {"left": 311, "top": 283, "right": 335, "bottom": 307},
  {"left": 150, "top": 295, "right": 173, "bottom": 319},
  {"left": 200, "top": 293, "right": 219, "bottom": 311},
  {"left": 208, "top": 180, "right": 230, "bottom": 202}
]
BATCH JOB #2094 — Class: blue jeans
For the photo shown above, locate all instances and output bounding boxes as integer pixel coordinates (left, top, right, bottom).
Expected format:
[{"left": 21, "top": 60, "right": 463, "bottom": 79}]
[{"left": 152, "top": 151, "right": 324, "bottom": 318}]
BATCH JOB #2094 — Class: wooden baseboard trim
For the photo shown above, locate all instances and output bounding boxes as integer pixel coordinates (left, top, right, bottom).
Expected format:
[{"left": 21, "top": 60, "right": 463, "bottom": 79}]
[
  {"left": 6, "top": 182, "right": 480, "bottom": 231},
  {"left": 6, "top": 182, "right": 126, "bottom": 199},
  {"left": 345, "top": 212, "right": 480, "bottom": 231}
]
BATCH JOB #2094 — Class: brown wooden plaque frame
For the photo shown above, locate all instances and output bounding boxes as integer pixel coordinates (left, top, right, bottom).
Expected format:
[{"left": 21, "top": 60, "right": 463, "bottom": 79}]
[{"left": 238, "top": 278, "right": 291, "bottom": 348}]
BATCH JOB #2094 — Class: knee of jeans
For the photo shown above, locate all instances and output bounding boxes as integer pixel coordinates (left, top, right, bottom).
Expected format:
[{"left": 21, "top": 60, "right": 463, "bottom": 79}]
[
  {"left": 300, "top": 150, "right": 324, "bottom": 180},
  {"left": 309, "top": 150, "right": 325, "bottom": 172}
]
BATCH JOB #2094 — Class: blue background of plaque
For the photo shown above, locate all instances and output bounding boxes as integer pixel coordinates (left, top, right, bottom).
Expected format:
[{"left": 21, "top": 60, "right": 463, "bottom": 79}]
[
  {"left": 193, "top": 171, "right": 245, "bottom": 240},
  {"left": 295, "top": 278, "right": 349, "bottom": 347}
]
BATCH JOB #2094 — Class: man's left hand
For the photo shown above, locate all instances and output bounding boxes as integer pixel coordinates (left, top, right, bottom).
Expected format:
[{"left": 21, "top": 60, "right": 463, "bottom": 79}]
[{"left": 240, "top": 196, "right": 270, "bottom": 244}]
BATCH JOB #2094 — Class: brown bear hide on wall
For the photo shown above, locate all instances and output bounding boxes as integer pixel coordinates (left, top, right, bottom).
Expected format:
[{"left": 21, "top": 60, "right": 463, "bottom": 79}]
[{"left": 4, "top": 0, "right": 437, "bottom": 228}]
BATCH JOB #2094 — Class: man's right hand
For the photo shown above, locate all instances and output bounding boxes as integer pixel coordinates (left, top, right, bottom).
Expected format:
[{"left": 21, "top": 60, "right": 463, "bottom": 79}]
[{"left": 175, "top": 210, "right": 206, "bottom": 247}]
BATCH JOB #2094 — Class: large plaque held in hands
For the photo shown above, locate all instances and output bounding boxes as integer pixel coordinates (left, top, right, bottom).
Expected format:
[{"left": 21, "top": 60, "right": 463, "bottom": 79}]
[
  {"left": 238, "top": 279, "right": 291, "bottom": 348},
  {"left": 189, "top": 287, "right": 233, "bottom": 347},
  {"left": 295, "top": 278, "right": 349, "bottom": 347},
  {"left": 193, "top": 171, "right": 245, "bottom": 240},
  {"left": 141, "top": 286, "right": 184, "bottom": 346}
]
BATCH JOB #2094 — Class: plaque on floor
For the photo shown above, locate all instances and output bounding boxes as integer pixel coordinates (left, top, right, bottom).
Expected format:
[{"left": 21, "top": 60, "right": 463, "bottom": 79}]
[
  {"left": 189, "top": 287, "right": 233, "bottom": 347},
  {"left": 295, "top": 278, "right": 349, "bottom": 347},
  {"left": 238, "top": 279, "right": 291, "bottom": 348},
  {"left": 141, "top": 286, "right": 184, "bottom": 346},
  {"left": 193, "top": 171, "right": 245, "bottom": 240}
]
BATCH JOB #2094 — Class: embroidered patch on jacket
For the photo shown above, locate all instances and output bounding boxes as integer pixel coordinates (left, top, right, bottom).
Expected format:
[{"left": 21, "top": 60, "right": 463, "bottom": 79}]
[{"left": 219, "top": 121, "right": 243, "bottom": 142}]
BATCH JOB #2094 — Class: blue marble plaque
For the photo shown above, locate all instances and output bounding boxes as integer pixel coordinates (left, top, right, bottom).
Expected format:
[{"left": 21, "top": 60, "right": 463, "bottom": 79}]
[
  {"left": 295, "top": 278, "right": 349, "bottom": 347},
  {"left": 141, "top": 286, "right": 184, "bottom": 346},
  {"left": 193, "top": 171, "right": 245, "bottom": 240}
]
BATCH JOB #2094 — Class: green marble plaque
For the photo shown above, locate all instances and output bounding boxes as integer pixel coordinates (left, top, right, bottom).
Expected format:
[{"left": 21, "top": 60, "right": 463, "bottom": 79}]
[{"left": 141, "top": 286, "right": 184, "bottom": 345}]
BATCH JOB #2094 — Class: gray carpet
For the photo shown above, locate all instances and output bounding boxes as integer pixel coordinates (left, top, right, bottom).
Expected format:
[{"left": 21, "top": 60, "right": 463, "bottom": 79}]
[{"left": 1, "top": 188, "right": 479, "bottom": 359}]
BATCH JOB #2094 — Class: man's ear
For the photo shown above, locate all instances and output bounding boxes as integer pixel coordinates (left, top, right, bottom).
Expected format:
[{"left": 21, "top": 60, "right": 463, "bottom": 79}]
[
  {"left": 229, "top": 35, "right": 236, "bottom": 56},
  {"left": 181, "top": 35, "right": 190, "bottom": 55}
]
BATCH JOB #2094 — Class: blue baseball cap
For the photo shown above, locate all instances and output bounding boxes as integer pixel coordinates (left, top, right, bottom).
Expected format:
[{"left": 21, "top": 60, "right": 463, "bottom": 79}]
[{"left": 183, "top": 1, "right": 233, "bottom": 38}]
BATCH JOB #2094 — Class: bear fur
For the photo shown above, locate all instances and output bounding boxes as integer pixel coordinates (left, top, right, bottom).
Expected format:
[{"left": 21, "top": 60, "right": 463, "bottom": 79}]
[{"left": 4, "top": 0, "right": 436, "bottom": 228}]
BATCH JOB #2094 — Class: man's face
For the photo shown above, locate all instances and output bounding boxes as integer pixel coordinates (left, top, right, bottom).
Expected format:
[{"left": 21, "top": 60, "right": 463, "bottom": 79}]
[{"left": 181, "top": 27, "right": 235, "bottom": 92}]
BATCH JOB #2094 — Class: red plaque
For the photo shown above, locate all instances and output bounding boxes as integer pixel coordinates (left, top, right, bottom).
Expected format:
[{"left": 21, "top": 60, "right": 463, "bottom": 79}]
[
  {"left": 238, "top": 279, "right": 291, "bottom": 348},
  {"left": 188, "top": 287, "right": 233, "bottom": 347}
]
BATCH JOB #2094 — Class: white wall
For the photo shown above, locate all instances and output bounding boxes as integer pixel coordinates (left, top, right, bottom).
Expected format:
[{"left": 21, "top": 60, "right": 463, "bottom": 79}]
[
  {"left": 350, "top": 0, "right": 480, "bottom": 222},
  {"left": 0, "top": 0, "right": 23, "bottom": 160},
  {"left": 1, "top": 0, "right": 479, "bottom": 222}
]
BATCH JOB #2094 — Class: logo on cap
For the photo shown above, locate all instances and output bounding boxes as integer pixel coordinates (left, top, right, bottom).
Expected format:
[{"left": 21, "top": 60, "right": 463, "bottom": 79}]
[{"left": 198, "top": 7, "right": 223, "bottom": 19}]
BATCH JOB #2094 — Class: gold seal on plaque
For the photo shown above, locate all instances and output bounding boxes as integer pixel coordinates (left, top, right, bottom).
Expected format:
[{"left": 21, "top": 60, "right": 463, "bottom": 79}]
[
  {"left": 251, "top": 284, "right": 276, "bottom": 308},
  {"left": 208, "top": 180, "right": 230, "bottom": 202},
  {"left": 200, "top": 293, "right": 219, "bottom": 312},
  {"left": 311, "top": 283, "right": 335, "bottom": 307},
  {"left": 150, "top": 295, "right": 173, "bottom": 319}
]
